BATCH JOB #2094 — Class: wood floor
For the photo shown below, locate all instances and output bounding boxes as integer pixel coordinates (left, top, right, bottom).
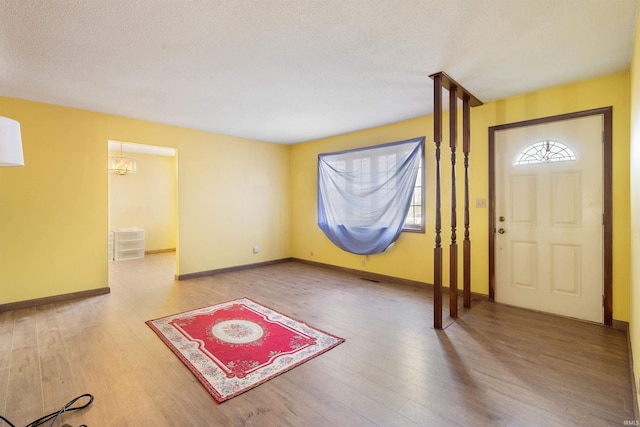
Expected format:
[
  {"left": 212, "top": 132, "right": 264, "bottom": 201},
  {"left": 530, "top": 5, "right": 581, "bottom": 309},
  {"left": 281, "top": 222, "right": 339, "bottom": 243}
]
[{"left": 1, "top": 253, "right": 636, "bottom": 426}]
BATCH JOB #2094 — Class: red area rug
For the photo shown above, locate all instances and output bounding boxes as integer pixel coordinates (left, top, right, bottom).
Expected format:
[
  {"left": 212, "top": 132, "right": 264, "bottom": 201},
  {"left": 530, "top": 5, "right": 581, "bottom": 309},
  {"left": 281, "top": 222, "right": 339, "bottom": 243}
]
[{"left": 146, "top": 297, "right": 345, "bottom": 403}]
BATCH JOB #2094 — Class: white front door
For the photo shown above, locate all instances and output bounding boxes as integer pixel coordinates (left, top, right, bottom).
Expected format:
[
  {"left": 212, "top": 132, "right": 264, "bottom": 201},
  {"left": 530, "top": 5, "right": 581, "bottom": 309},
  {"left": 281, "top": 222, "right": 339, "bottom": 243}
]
[{"left": 494, "top": 115, "right": 603, "bottom": 323}]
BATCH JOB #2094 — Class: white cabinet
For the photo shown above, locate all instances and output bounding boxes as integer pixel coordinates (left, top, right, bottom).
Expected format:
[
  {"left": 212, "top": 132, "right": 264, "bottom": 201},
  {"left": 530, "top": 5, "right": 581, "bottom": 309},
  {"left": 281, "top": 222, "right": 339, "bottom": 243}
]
[
  {"left": 114, "top": 228, "right": 145, "bottom": 261},
  {"left": 108, "top": 231, "right": 114, "bottom": 261}
]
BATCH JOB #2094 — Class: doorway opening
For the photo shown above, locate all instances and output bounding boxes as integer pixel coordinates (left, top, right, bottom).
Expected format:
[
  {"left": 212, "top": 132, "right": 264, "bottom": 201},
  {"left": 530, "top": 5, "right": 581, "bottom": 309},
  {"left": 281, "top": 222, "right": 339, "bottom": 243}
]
[{"left": 108, "top": 140, "right": 178, "bottom": 278}]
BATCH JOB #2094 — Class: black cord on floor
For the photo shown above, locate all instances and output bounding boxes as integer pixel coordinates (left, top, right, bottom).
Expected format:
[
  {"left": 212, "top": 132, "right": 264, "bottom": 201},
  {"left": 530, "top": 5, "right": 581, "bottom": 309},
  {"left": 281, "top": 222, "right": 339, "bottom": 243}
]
[{"left": 0, "top": 393, "right": 93, "bottom": 427}]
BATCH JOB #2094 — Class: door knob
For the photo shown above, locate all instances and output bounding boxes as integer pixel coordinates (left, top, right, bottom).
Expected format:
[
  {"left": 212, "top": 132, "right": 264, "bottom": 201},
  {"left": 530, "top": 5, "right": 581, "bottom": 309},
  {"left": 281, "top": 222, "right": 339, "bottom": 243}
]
[{"left": 498, "top": 228, "right": 506, "bottom": 234}]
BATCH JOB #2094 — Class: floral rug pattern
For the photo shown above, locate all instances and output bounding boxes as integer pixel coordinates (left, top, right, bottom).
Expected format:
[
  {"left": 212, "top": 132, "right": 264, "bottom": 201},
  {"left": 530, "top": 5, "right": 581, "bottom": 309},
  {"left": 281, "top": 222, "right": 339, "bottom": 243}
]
[{"left": 146, "top": 297, "right": 344, "bottom": 402}]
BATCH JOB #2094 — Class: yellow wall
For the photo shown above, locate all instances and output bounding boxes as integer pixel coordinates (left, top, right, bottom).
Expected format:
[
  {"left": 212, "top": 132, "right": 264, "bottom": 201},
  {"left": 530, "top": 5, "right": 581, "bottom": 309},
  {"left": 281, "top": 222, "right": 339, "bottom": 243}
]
[
  {"left": 105, "top": 115, "right": 291, "bottom": 276},
  {"left": 0, "top": 72, "right": 631, "bottom": 324},
  {"left": 290, "top": 71, "right": 631, "bottom": 321},
  {"left": 108, "top": 150, "right": 177, "bottom": 252},
  {"left": 0, "top": 97, "right": 291, "bottom": 304},
  {"left": 0, "top": 98, "right": 108, "bottom": 303},
  {"left": 629, "top": 4, "right": 640, "bottom": 402}
]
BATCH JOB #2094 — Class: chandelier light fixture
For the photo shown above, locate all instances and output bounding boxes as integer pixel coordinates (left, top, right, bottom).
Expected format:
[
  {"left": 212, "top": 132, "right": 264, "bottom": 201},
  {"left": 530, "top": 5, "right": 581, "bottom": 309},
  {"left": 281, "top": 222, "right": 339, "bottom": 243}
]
[
  {"left": 0, "top": 116, "right": 24, "bottom": 167},
  {"left": 109, "top": 143, "right": 136, "bottom": 175}
]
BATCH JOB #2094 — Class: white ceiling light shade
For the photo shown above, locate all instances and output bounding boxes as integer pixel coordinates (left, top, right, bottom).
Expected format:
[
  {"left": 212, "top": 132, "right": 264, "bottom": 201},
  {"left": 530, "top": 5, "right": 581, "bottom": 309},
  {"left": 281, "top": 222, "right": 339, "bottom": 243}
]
[
  {"left": 0, "top": 116, "right": 24, "bottom": 167},
  {"left": 109, "top": 143, "right": 136, "bottom": 175}
]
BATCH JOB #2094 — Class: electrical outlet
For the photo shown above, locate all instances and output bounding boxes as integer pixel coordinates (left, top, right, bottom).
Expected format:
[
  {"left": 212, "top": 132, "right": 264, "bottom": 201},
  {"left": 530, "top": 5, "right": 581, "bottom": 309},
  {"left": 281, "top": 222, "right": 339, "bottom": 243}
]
[
  {"left": 475, "top": 198, "right": 487, "bottom": 208},
  {"left": 253, "top": 246, "right": 259, "bottom": 254}
]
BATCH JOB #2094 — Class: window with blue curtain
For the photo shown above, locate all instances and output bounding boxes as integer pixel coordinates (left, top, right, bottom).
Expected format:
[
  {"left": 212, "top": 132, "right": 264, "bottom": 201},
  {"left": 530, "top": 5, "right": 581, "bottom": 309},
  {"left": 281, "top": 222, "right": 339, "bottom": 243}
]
[{"left": 317, "top": 136, "right": 424, "bottom": 255}]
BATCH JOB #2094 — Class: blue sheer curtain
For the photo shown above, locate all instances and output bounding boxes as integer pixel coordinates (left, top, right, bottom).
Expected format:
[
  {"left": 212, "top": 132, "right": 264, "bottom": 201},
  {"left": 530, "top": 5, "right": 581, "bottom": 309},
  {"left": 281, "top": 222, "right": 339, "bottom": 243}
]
[{"left": 317, "top": 136, "right": 424, "bottom": 255}]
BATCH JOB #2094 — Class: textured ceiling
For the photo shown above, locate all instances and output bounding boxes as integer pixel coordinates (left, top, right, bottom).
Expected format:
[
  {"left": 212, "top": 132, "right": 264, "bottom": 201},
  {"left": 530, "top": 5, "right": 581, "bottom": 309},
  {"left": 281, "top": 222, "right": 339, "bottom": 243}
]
[{"left": 0, "top": 1, "right": 637, "bottom": 144}]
